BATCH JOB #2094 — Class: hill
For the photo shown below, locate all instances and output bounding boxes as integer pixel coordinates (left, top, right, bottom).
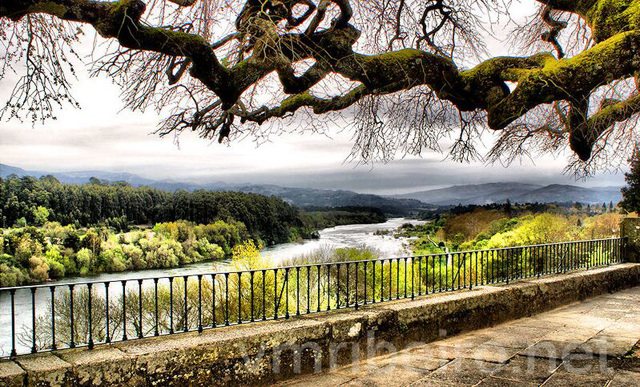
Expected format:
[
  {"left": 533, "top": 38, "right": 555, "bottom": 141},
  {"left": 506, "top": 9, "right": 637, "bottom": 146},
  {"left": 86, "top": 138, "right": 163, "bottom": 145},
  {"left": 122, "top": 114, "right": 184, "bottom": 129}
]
[
  {"left": 0, "top": 163, "right": 155, "bottom": 186},
  {"left": 0, "top": 164, "right": 429, "bottom": 215},
  {"left": 229, "top": 184, "right": 428, "bottom": 215},
  {"left": 393, "top": 182, "right": 622, "bottom": 205},
  {"left": 393, "top": 182, "right": 542, "bottom": 206},
  {"left": 514, "top": 184, "right": 621, "bottom": 205}
]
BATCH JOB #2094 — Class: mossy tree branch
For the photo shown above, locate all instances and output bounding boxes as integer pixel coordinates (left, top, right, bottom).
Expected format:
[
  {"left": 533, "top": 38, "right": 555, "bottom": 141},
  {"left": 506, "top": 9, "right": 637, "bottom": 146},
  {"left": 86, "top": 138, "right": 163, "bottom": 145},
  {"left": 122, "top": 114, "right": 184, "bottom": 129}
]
[{"left": 2, "top": 0, "right": 640, "bottom": 164}]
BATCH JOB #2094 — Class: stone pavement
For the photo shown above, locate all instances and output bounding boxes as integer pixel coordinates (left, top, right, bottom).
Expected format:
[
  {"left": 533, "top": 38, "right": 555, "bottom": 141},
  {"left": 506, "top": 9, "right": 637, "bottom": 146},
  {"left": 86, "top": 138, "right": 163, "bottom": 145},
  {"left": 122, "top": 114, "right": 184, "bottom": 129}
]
[{"left": 278, "top": 286, "right": 640, "bottom": 386}]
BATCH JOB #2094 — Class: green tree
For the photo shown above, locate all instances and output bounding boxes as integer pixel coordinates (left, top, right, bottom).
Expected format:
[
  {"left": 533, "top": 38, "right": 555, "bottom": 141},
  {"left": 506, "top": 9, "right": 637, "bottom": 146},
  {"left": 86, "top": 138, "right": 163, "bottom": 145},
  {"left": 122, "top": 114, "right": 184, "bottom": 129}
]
[
  {"left": 14, "top": 217, "right": 27, "bottom": 228},
  {"left": 621, "top": 145, "right": 640, "bottom": 213},
  {"left": 32, "top": 206, "right": 50, "bottom": 226},
  {"left": 80, "top": 230, "right": 102, "bottom": 255}
]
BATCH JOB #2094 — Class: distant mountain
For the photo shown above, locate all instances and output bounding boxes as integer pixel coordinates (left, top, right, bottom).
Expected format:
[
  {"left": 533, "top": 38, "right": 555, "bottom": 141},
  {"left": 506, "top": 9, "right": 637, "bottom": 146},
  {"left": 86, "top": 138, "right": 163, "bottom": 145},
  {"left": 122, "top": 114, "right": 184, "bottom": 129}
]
[
  {"left": 227, "top": 184, "right": 428, "bottom": 215},
  {"left": 3, "top": 164, "right": 620, "bottom": 209},
  {"left": 0, "top": 164, "right": 47, "bottom": 178},
  {"left": 393, "top": 182, "right": 622, "bottom": 205},
  {"left": 0, "top": 163, "right": 155, "bottom": 186},
  {"left": 513, "top": 184, "right": 622, "bottom": 205},
  {"left": 0, "top": 164, "right": 429, "bottom": 215},
  {"left": 394, "top": 182, "right": 542, "bottom": 206}
]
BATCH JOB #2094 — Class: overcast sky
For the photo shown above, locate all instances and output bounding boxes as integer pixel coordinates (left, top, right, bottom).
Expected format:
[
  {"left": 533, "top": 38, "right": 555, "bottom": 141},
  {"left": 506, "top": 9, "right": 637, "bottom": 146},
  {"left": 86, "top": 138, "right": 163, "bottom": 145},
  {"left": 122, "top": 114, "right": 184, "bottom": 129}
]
[{"left": 0, "top": 3, "right": 627, "bottom": 195}]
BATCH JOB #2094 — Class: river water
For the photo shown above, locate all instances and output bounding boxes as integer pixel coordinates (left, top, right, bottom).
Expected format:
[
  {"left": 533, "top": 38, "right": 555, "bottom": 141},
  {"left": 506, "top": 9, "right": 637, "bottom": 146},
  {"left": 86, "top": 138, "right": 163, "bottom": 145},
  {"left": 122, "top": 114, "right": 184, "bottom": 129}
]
[
  {"left": 0, "top": 218, "right": 422, "bottom": 356},
  {"left": 261, "top": 217, "right": 423, "bottom": 263}
]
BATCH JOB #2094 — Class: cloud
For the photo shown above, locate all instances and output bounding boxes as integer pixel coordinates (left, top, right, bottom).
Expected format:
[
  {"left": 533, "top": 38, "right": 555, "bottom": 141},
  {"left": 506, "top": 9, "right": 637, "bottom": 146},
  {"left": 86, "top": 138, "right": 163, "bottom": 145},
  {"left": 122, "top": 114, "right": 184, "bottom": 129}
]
[{"left": 0, "top": 7, "right": 626, "bottom": 194}]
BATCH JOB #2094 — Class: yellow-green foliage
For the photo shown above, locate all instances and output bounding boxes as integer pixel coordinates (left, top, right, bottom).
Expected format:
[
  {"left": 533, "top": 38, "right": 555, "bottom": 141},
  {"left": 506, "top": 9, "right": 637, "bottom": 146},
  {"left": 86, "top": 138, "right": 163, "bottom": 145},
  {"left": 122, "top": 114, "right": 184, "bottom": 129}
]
[
  {"left": 231, "top": 239, "right": 269, "bottom": 270},
  {"left": 407, "top": 208, "right": 623, "bottom": 256},
  {"left": 0, "top": 220, "right": 236, "bottom": 286},
  {"left": 582, "top": 213, "right": 622, "bottom": 239},
  {"left": 439, "top": 209, "right": 507, "bottom": 242},
  {"left": 482, "top": 213, "right": 578, "bottom": 249}
]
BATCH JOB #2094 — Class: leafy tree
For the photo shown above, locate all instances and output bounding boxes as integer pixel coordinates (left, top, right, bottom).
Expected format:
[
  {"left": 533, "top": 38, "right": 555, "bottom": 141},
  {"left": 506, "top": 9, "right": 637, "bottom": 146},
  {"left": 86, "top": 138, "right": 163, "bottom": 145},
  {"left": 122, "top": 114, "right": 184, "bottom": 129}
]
[
  {"left": 504, "top": 199, "right": 513, "bottom": 217},
  {"left": 2, "top": 1, "right": 640, "bottom": 172},
  {"left": 80, "top": 230, "right": 102, "bottom": 255},
  {"left": 0, "top": 176, "right": 307, "bottom": 245},
  {"left": 621, "top": 145, "right": 640, "bottom": 213},
  {"left": 32, "top": 206, "right": 50, "bottom": 226},
  {"left": 0, "top": 218, "right": 250, "bottom": 286}
]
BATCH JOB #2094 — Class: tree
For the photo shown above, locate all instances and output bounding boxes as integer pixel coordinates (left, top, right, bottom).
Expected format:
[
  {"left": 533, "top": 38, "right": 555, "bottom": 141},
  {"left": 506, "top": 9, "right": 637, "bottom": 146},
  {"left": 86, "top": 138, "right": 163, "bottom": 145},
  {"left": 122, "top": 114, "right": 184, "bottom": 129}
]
[
  {"left": 621, "top": 145, "right": 640, "bottom": 213},
  {"left": 32, "top": 206, "right": 50, "bottom": 226},
  {"left": 504, "top": 199, "right": 513, "bottom": 217},
  {"left": 2, "top": 0, "right": 640, "bottom": 172}
]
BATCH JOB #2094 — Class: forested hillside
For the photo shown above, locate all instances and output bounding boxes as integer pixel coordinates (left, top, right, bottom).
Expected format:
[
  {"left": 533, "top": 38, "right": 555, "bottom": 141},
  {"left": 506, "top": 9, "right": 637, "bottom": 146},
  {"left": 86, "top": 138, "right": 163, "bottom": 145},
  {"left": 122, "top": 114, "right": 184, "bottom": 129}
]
[
  {"left": 0, "top": 175, "right": 307, "bottom": 245},
  {"left": 397, "top": 203, "right": 622, "bottom": 255}
]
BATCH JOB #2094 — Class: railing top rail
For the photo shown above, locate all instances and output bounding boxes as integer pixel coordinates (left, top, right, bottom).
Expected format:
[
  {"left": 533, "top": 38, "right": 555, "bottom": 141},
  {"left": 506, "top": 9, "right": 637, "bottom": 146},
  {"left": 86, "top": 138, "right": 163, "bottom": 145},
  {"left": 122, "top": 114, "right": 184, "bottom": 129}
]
[{"left": 0, "top": 237, "right": 625, "bottom": 292}]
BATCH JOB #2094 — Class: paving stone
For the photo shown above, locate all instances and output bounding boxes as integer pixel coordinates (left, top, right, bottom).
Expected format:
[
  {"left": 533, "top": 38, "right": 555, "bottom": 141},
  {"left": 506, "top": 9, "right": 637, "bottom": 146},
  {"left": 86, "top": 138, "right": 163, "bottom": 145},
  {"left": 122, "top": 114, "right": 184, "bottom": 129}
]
[
  {"left": 619, "top": 315, "right": 640, "bottom": 325},
  {"left": 484, "top": 324, "right": 558, "bottom": 337},
  {"left": 278, "top": 373, "right": 355, "bottom": 386},
  {"left": 518, "top": 340, "right": 581, "bottom": 360},
  {"left": 424, "top": 358, "right": 504, "bottom": 385},
  {"left": 458, "top": 344, "right": 521, "bottom": 364},
  {"left": 490, "top": 326, "right": 551, "bottom": 337},
  {"left": 526, "top": 315, "right": 579, "bottom": 328},
  {"left": 540, "top": 327, "right": 599, "bottom": 343},
  {"left": 407, "top": 344, "right": 465, "bottom": 361},
  {"left": 608, "top": 370, "right": 640, "bottom": 387},
  {"left": 569, "top": 316, "right": 616, "bottom": 331},
  {"left": 336, "top": 363, "right": 429, "bottom": 387},
  {"left": 557, "top": 353, "right": 616, "bottom": 379},
  {"left": 372, "top": 351, "right": 450, "bottom": 372},
  {"left": 542, "top": 370, "right": 612, "bottom": 387},
  {"left": 574, "top": 335, "right": 640, "bottom": 357},
  {"left": 474, "top": 376, "right": 539, "bottom": 387},
  {"left": 491, "top": 355, "right": 561, "bottom": 384},
  {"left": 600, "top": 322, "right": 640, "bottom": 338},
  {"left": 483, "top": 336, "right": 541, "bottom": 350},
  {"left": 407, "top": 377, "right": 463, "bottom": 387}
]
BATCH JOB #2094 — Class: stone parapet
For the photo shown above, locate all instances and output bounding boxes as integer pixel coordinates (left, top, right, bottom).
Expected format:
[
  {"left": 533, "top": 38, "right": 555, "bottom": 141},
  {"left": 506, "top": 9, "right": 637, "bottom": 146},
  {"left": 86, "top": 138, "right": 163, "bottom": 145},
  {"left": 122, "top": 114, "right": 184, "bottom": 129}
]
[
  {"left": 621, "top": 217, "right": 640, "bottom": 263},
  {"left": 1, "top": 264, "right": 638, "bottom": 387}
]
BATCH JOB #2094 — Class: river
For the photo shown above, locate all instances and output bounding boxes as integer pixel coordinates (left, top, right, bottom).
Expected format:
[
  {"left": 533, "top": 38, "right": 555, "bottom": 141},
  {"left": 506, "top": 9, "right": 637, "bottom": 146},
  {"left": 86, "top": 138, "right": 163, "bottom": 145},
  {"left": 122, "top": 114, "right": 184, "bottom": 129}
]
[
  {"left": 261, "top": 217, "right": 424, "bottom": 263},
  {"left": 0, "top": 218, "right": 423, "bottom": 356}
]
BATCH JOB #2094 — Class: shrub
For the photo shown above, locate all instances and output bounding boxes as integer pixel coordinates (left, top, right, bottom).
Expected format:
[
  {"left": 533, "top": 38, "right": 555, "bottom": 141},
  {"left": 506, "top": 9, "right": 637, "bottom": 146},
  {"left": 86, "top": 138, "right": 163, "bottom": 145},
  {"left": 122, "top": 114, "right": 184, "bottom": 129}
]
[{"left": 75, "top": 248, "right": 93, "bottom": 275}]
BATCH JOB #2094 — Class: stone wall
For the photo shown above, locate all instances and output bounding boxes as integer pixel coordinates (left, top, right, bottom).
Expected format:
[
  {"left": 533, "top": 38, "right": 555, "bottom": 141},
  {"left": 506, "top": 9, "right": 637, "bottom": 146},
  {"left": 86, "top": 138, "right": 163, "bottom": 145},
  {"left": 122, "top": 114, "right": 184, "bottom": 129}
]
[
  {"left": 1, "top": 264, "right": 639, "bottom": 387},
  {"left": 621, "top": 217, "right": 640, "bottom": 263}
]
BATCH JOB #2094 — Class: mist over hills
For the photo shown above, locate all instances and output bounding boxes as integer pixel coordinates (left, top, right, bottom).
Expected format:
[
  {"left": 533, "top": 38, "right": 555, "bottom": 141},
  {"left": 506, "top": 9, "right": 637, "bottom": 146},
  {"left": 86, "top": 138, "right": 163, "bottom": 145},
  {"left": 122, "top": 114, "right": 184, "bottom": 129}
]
[
  {"left": 0, "top": 164, "right": 428, "bottom": 215},
  {"left": 1, "top": 164, "right": 623, "bottom": 210},
  {"left": 0, "top": 164, "right": 157, "bottom": 186},
  {"left": 229, "top": 184, "right": 428, "bottom": 214},
  {"left": 392, "top": 182, "right": 622, "bottom": 206}
]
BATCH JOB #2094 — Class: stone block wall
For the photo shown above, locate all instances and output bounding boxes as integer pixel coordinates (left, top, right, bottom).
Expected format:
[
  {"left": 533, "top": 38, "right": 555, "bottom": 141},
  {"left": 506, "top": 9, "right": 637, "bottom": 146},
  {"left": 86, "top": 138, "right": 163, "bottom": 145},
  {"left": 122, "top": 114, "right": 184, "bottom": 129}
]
[
  {"left": 621, "top": 217, "right": 640, "bottom": 263},
  {"left": 0, "top": 263, "right": 639, "bottom": 387}
]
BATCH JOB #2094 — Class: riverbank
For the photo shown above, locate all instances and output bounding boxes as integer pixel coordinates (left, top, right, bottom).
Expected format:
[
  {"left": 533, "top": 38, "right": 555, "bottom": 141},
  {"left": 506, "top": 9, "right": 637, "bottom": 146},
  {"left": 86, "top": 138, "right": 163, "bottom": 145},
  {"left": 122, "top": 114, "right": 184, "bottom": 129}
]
[
  {"left": 0, "top": 218, "right": 422, "bottom": 356},
  {"left": 0, "top": 218, "right": 423, "bottom": 289}
]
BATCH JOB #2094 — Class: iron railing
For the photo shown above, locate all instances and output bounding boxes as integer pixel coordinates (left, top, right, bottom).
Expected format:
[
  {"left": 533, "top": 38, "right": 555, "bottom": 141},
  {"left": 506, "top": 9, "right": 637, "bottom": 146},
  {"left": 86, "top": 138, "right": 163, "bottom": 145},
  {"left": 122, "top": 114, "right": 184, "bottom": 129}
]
[{"left": 0, "top": 237, "right": 626, "bottom": 358}]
